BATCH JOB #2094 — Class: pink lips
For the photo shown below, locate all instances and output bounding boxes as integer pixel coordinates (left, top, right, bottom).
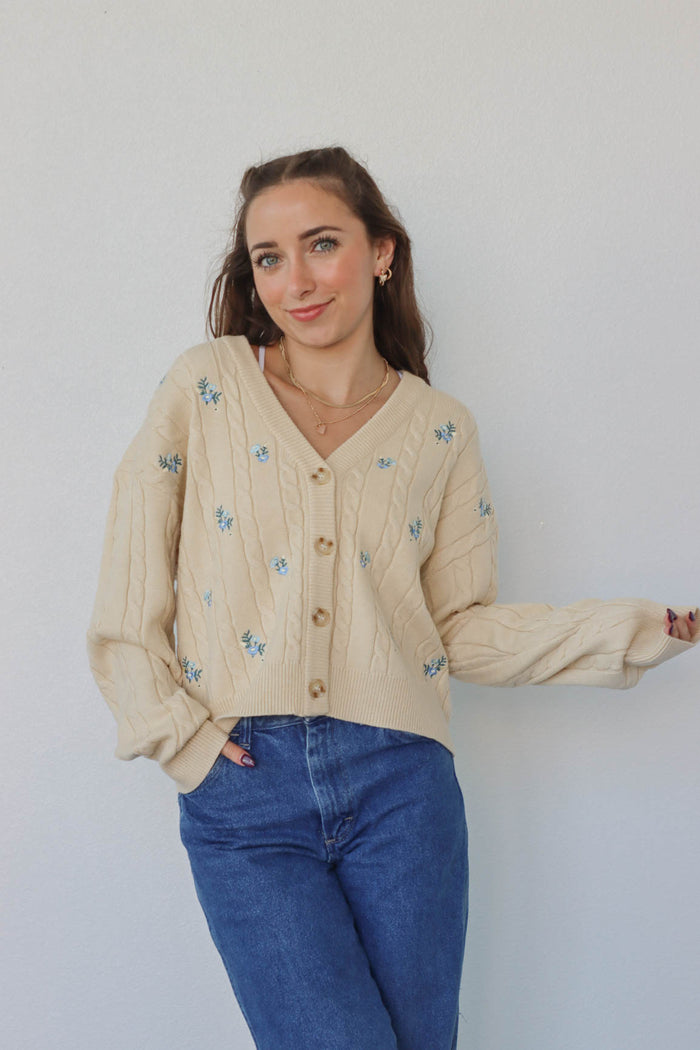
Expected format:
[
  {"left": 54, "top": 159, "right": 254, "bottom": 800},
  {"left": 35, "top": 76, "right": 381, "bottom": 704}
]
[{"left": 288, "top": 300, "right": 331, "bottom": 322}]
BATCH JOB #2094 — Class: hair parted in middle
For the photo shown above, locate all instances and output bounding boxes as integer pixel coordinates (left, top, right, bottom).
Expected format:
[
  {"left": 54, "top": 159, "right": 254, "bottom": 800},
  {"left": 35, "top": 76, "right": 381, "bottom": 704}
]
[{"left": 206, "top": 145, "right": 432, "bottom": 384}]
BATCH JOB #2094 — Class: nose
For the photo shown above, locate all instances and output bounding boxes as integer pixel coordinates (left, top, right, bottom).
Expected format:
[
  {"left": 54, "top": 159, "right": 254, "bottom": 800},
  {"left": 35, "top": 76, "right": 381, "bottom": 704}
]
[{"left": 286, "top": 253, "right": 315, "bottom": 300}]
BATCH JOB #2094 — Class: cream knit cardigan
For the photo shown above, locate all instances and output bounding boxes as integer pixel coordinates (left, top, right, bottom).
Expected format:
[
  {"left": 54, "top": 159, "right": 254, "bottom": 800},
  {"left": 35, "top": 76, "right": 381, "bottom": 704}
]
[{"left": 86, "top": 335, "right": 698, "bottom": 793}]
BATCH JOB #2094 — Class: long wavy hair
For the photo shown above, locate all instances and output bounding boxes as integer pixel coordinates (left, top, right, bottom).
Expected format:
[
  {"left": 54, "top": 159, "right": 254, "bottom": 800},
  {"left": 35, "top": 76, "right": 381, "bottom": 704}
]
[{"left": 206, "top": 146, "right": 432, "bottom": 383}]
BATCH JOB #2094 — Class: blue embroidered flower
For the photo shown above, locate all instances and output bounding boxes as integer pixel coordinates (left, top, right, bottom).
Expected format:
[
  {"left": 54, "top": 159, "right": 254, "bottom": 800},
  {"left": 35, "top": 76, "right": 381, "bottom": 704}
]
[
  {"left": 359, "top": 551, "right": 371, "bottom": 568},
  {"left": 158, "top": 374, "right": 166, "bottom": 386},
  {"left": 158, "top": 452, "right": 182, "bottom": 473},
  {"left": 197, "top": 377, "right": 221, "bottom": 407},
  {"left": 215, "top": 505, "right": 234, "bottom": 532},
  {"left": 181, "top": 657, "right": 203, "bottom": 684},
  {"left": 270, "top": 556, "right": 289, "bottom": 575},
  {"left": 423, "top": 655, "right": 447, "bottom": 678},
  {"left": 377, "top": 457, "right": 396, "bottom": 469},
  {"left": 408, "top": 517, "right": 423, "bottom": 541},
  {"left": 250, "top": 443, "right": 270, "bottom": 463},
  {"left": 203, "top": 589, "right": 213, "bottom": 607},
  {"left": 434, "top": 420, "right": 456, "bottom": 444},
  {"left": 241, "top": 630, "right": 266, "bottom": 660},
  {"left": 476, "top": 497, "right": 493, "bottom": 517}
]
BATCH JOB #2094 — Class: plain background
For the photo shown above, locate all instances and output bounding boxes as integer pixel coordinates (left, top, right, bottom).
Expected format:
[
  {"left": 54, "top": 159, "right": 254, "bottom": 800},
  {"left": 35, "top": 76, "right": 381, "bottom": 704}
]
[{"left": 3, "top": 2, "right": 699, "bottom": 1048}]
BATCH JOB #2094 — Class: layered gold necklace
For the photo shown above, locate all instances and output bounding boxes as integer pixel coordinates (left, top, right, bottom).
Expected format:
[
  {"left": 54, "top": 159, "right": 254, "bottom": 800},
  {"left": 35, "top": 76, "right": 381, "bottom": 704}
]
[{"left": 278, "top": 336, "right": 390, "bottom": 435}]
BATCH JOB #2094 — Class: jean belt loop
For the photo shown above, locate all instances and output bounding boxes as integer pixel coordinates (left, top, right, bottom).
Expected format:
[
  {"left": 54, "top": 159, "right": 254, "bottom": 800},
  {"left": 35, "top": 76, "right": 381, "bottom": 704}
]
[{"left": 237, "top": 715, "right": 252, "bottom": 751}]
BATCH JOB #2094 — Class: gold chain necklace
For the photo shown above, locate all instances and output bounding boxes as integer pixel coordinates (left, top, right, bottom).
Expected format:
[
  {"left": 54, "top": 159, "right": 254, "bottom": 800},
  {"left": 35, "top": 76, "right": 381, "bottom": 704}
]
[{"left": 278, "top": 336, "right": 390, "bottom": 435}]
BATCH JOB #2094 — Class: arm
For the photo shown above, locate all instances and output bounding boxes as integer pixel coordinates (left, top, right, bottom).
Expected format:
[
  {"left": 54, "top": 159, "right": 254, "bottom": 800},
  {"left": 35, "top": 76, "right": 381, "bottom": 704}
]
[
  {"left": 420, "top": 411, "right": 699, "bottom": 689},
  {"left": 85, "top": 356, "right": 229, "bottom": 789}
]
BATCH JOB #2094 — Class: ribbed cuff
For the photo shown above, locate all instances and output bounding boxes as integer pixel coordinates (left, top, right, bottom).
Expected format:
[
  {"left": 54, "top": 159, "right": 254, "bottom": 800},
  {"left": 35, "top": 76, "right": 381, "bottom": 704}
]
[
  {"left": 626, "top": 601, "right": 699, "bottom": 667},
  {"left": 161, "top": 719, "right": 231, "bottom": 794}
]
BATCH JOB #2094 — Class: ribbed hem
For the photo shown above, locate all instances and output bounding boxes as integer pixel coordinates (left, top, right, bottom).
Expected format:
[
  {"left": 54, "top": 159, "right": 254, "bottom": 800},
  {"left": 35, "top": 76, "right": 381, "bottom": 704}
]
[{"left": 201, "top": 662, "right": 456, "bottom": 754}]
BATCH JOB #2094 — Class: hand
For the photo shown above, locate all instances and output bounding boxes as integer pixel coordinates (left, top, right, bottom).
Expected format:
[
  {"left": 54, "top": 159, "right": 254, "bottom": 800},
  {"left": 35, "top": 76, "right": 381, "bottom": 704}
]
[
  {"left": 220, "top": 738, "right": 256, "bottom": 767},
  {"left": 665, "top": 608, "right": 698, "bottom": 642}
]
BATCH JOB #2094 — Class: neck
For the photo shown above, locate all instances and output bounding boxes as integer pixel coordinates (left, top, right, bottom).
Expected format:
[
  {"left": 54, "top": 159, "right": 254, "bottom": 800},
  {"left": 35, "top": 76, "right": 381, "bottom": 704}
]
[{"left": 272, "top": 336, "right": 389, "bottom": 404}]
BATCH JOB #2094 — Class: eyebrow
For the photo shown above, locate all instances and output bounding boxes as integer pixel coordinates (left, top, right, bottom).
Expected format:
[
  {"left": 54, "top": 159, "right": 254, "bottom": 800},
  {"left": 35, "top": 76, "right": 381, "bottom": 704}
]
[{"left": 249, "top": 226, "right": 344, "bottom": 252}]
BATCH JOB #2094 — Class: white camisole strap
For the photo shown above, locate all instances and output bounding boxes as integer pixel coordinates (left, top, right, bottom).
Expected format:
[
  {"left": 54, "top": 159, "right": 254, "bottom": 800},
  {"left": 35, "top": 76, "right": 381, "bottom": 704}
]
[{"left": 258, "top": 345, "right": 403, "bottom": 377}]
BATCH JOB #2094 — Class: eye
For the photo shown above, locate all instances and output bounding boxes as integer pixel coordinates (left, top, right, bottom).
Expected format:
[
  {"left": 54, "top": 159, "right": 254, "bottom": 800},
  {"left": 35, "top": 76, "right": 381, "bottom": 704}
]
[
  {"left": 311, "top": 235, "right": 340, "bottom": 253},
  {"left": 253, "top": 253, "right": 279, "bottom": 270}
]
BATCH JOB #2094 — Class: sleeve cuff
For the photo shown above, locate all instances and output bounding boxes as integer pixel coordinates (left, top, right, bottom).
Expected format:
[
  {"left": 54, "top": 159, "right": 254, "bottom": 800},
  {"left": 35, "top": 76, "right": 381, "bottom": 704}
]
[
  {"left": 161, "top": 719, "right": 231, "bottom": 794},
  {"left": 626, "top": 602, "right": 700, "bottom": 668}
]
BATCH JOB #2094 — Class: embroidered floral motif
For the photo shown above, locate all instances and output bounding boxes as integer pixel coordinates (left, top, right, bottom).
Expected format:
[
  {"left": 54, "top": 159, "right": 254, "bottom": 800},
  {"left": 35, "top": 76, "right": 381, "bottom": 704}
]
[
  {"left": 216, "top": 505, "right": 234, "bottom": 532},
  {"left": 408, "top": 517, "right": 423, "bottom": 541},
  {"left": 203, "top": 589, "right": 213, "bottom": 607},
  {"left": 241, "top": 630, "right": 266, "bottom": 660},
  {"left": 158, "top": 374, "right": 166, "bottom": 386},
  {"left": 377, "top": 457, "right": 396, "bottom": 469},
  {"left": 434, "top": 420, "right": 456, "bottom": 444},
  {"left": 197, "top": 377, "right": 221, "bottom": 407},
  {"left": 270, "top": 556, "right": 289, "bottom": 575},
  {"left": 181, "top": 657, "right": 202, "bottom": 683},
  {"left": 250, "top": 443, "right": 270, "bottom": 463},
  {"left": 158, "top": 452, "right": 182, "bottom": 473},
  {"left": 476, "top": 497, "right": 493, "bottom": 517},
  {"left": 423, "top": 655, "right": 447, "bottom": 678},
  {"left": 360, "top": 551, "right": 371, "bottom": 568}
]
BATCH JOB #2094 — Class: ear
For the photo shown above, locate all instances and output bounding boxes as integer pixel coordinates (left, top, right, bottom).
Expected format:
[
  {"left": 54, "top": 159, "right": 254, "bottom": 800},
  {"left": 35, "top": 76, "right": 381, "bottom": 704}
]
[{"left": 373, "top": 235, "right": 396, "bottom": 274}]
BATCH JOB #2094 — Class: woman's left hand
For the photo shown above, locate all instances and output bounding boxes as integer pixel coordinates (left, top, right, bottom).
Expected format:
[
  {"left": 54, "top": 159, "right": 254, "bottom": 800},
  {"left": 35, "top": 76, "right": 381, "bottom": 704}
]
[{"left": 665, "top": 608, "right": 698, "bottom": 642}]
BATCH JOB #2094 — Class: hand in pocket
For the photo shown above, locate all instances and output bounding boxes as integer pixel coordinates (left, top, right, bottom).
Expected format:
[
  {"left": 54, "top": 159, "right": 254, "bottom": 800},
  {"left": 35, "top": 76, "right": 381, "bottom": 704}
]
[{"left": 220, "top": 739, "right": 255, "bottom": 767}]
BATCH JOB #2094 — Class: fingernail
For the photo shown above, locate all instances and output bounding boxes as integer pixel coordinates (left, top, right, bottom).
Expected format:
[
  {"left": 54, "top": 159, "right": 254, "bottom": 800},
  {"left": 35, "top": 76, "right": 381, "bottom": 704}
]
[
  {"left": 241, "top": 754, "right": 255, "bottom": 767},
  {"left": 690, "top": 611, "right": 696, "bottom": 622},
  {"left": 667, "top": 608, "right": 677, "bottom": 621}
]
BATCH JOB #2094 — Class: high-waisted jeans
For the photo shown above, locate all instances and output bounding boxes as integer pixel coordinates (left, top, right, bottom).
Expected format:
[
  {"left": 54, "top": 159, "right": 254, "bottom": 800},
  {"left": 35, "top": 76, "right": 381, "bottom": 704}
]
[{"left": 178, "top": 714, "right": 469, "bottom": 1050}]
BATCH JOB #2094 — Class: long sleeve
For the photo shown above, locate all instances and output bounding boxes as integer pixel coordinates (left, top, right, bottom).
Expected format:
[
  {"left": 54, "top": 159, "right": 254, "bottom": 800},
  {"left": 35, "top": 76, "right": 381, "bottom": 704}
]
[
  {"left": 86, "top": 356, "right": 229, "bottom": 791},
  {"left": 420, "top": 410, "right": 699, "bottom": 689}
]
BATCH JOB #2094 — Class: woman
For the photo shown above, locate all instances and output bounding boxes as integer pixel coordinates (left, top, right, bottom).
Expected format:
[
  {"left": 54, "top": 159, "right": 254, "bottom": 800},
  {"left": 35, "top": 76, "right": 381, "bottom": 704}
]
[{"left": 86, "top": 146, "right": 698, "bottom": 1050}]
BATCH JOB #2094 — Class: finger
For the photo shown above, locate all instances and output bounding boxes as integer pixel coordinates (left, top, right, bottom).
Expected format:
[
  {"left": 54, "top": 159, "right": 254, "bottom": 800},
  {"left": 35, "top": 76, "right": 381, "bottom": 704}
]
[
  {"left": 666, "top": 608, "right": 692, "bottom": 641},
  {"left": 673, "top": 616, "right": 692, "bottom": 642},
  {"left": 220, "top": 740, "right": 256, "bottom": 766}
]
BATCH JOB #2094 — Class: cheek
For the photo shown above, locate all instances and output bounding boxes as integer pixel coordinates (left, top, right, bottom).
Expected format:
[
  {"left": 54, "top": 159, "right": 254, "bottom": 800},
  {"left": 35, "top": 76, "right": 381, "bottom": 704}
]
[
  {"left": 331, "top": 254, "right": 375, "bottom": 293},
  {"left": 254, "top": 274, "right": 284, "bottom": 308}
]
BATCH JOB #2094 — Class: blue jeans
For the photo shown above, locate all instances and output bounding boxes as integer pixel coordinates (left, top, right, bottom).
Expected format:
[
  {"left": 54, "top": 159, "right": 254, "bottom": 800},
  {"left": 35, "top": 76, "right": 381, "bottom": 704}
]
[{"left": 178, "top": 715, "right": 469, "bottom": 1049}]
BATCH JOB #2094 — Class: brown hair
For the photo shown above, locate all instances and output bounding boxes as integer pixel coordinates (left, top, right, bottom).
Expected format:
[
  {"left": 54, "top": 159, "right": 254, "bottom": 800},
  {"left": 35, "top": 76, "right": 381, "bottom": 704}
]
[{"left": 206, "top": 146, "right": 432, "bottom": 383}]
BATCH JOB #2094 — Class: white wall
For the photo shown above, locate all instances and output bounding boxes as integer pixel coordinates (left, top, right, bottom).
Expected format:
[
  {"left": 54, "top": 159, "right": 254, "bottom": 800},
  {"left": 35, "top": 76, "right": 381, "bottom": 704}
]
[{"left": 3, "top": 2, "right": 699, "bottom": 1048}]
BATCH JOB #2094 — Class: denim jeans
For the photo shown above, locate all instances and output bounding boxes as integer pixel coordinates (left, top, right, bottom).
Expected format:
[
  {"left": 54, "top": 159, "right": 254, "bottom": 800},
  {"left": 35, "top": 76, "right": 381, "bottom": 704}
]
[{"left": 178, "top": 715, "right": 469, "bottom": 1050}]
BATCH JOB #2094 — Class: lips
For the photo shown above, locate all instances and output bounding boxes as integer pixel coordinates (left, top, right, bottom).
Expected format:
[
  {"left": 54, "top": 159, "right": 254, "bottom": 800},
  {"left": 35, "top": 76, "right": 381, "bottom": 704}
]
[{"left": 288, "top": 300, "right": 332, "bottom": 321}]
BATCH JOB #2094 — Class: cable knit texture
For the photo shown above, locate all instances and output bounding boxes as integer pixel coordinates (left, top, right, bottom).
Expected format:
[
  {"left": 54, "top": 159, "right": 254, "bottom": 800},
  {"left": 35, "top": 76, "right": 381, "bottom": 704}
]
[{"left": 86, "top": 335, "right": 698, "bottom": 793}]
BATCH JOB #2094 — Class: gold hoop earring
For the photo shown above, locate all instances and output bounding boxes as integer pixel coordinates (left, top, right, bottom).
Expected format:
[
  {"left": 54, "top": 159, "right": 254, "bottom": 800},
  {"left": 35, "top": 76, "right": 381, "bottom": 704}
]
[{"left": 378, "top": 267, "right": 392, "bottom": 286}]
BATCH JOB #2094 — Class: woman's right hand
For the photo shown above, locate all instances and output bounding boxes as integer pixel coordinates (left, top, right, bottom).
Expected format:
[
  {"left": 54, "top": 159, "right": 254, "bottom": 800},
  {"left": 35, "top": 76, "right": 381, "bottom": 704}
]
[{"left": 220, "top": 739, "right": 256, "bottom": 767}]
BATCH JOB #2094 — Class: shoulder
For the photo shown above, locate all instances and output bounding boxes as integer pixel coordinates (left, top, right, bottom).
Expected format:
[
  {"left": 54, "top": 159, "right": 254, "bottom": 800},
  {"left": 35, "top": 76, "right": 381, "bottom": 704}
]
[
  {"left": 172, "top": 334, "right": 253, "bottom": 374},
  {"left": 415, "top": 379, "right": 480, "bottom": 447},
  {"left": 159, "top": 335, "right": 256, "bottom": 394}
]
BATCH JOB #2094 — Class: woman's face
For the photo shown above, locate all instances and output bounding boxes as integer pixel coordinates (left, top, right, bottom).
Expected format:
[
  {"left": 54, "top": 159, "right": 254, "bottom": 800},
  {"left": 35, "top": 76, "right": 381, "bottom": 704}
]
[{"left": 245, "top": 179, "right": 394, "bottom": 351}]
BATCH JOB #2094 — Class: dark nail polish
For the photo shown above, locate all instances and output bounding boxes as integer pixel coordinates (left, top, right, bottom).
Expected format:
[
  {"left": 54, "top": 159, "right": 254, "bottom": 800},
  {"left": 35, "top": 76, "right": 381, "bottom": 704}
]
[
  {"left": 690, "top": 611, "right": 696, "bottom": 622},
  {"left": 667, "top": 608, "right": 678, "bottom": 621},
  {"left": 241, "top": 754, "right": 255, "bottom": 767}
]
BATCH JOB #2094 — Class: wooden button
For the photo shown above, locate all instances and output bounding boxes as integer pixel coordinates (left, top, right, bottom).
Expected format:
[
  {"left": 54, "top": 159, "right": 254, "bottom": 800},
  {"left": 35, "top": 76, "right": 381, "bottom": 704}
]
[
  {"left": 308, "top": 679, "right": 327, "bottom": 698},
  {"left": 311, "top": 608, "right": 330, "bottom": 626},
  {"left": 314, "top": 536, "right": 335, "bottom": 555},
  {"left": 311, "top": 466, "right": 331, "bottom": 484}
]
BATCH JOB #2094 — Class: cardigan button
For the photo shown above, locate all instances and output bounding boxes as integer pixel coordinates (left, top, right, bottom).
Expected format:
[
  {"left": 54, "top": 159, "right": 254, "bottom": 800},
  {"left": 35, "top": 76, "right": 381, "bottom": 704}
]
[
  {"left": 311, "top": 607, "right": 330, "bottom": 627},
  {"left": 311, "top": 466, "right": 330, "bottom": 484},
  {"left": 314, "top": 536, "right": 334, "bottom": 555},
  {"left": 308, "top": 678, "right": 327, "bottom": 698}
]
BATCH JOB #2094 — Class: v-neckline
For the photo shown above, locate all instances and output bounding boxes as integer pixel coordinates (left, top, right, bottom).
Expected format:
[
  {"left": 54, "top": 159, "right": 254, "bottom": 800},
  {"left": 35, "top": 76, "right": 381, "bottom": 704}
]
[{"left": 220, "top": 335, "right": 422, "bottom": 475}]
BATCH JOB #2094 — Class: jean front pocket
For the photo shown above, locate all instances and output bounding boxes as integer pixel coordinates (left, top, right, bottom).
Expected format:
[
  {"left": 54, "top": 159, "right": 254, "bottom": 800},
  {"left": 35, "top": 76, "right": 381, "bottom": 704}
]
[{"left": 177, "top": 749, "right": 230, "bottom": 799}]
